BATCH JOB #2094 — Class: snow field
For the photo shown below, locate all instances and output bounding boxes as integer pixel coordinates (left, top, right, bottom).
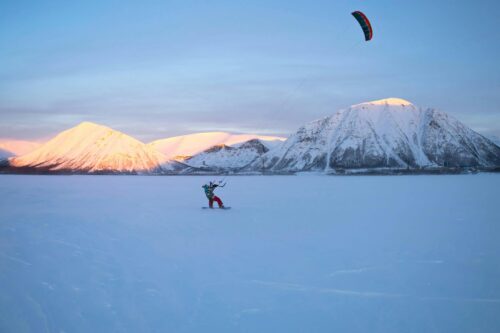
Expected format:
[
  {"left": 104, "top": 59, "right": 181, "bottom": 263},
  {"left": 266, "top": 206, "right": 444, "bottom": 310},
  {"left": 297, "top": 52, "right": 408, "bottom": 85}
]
[{"left": 0, "top": 174, "right": 499, "bottom": 332}]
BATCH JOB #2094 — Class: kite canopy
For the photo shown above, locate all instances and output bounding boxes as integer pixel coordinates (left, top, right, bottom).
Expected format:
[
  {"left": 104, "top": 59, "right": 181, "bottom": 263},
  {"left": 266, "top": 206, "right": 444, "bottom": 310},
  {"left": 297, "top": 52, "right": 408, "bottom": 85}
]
[{"left": 351, "top": 11, "right": 373, "bottom": 41}]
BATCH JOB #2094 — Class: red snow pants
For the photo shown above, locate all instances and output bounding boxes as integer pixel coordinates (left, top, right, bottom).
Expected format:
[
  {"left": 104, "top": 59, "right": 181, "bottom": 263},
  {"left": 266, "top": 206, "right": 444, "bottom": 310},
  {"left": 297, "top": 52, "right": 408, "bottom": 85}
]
[{"left": 209, "top": 195, "right": 223, "bottom": 208}]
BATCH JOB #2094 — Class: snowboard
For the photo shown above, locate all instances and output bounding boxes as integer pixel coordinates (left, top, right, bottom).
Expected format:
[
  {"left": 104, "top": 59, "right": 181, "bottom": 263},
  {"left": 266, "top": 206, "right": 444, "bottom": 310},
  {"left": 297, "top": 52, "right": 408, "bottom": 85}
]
[{"left": 202, "top": 207, "right": 231, "bottom": 210}]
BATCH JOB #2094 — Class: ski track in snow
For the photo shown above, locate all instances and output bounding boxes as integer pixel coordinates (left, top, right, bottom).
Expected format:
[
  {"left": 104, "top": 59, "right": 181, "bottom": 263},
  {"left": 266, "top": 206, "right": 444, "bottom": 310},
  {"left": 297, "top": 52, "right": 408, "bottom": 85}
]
[
  {"left": 250, "top": 280, "right": 406, "bottom": 299},
  {"left": 26, "top": 295, "right": 50, "bottom": 333},
  {"left": 250, "top": 280, "right": 500, "bottom": 304},
  {"left": 328, "top": 265, "right": 388, "bottom": 277},
  {"left": 328, "top": 260, "right": 445, "bottom": 277},
  {"left": 0, "top": 253, "right": 32, "bottom": 266},
  {"left": 48, "top": 238, "right": 108, "bottom": 255},
  {"left": 414, "top": 259, "right": 444, "bottom": 264}
]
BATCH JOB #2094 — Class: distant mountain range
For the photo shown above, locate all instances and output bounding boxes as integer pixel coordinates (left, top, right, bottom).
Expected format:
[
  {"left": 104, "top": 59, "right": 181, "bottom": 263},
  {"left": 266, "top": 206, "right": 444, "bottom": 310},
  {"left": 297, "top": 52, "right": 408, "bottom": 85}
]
[
  {"left": 1, "top": 98, "right": 499, "bottom": 175},
  {"left": 1, "top": 122, "right": 285, "bottom": 174},
  {"left": 0, "top": 139, "right": 42, "bottom": 157},
  {"left": 149, "top": 132, "right": 285, "bottom": 159}
]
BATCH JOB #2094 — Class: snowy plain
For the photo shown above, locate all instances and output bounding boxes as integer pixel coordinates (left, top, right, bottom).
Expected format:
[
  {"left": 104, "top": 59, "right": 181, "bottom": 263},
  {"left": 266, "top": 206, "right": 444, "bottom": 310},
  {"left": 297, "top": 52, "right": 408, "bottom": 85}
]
[{"left": 1, "top": 174, "right": 499, "bottom": 333}]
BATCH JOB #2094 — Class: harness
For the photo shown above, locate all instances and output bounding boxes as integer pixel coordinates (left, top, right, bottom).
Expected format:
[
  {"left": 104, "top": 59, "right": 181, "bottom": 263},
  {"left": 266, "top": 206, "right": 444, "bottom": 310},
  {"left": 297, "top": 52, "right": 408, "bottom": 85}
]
[{"left": 203, "top": 185, "right": 216, "bottom": 199}]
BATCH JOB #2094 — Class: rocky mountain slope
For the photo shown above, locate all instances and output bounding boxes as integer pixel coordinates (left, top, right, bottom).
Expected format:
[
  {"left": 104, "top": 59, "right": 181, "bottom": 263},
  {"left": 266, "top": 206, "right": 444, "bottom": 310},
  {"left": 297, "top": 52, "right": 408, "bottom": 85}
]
[
  {"left": 149, "top": 132, "right": 285, "bottom": 158},
  {"left": 3, "top": 98, "right": 499, "bottom": 174},
  {"left": 250, "top": 98, "right": 500, "bottom": 173},
  {"left": 182, "top": 139, "right": 279, "bottom": 171}
]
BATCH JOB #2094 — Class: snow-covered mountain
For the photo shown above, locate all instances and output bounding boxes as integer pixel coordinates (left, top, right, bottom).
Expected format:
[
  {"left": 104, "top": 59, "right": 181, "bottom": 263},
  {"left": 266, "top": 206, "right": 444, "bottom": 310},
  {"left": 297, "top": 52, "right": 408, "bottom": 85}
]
[
  {"left": 251, "top": 98, "right": 500, "bottom": 173},
  {"left": 183, "top": 139, "right": 279, "bottom": 171},
  {"left": 2, "top": 98, "right": 499, "bottom": 175},
  {"left": 0, "top": 139, "right": 42, "bottom": 156},
  {"left": 9, "top": 122, "right": 170, "bottom": 173},
  {"left": 149, "top": 132, "right": 286, "bottom": 158},
  {"left": 0, "top": 148, "right": 14, "bottom": 160},
  {"left": 486, "top": 134, "right": 500, "bottom": 147}
]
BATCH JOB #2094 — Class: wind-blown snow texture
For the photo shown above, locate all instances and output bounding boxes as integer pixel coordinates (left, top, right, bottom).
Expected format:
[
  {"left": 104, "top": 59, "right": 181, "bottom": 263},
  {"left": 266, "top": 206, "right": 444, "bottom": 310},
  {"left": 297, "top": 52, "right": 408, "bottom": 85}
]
[
  {"left": 256, "top": 98, "right": 500, "bottom": 172},
  {"left": 1, "top": 174, "right": 500, "bottom": 332}
]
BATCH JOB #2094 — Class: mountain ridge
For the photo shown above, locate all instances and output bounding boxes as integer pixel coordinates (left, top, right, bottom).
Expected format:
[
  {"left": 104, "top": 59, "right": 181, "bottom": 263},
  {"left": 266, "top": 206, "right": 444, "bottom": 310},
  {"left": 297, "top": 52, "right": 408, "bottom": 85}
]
[
  {"left": 9, "top": 122, "right": 168, "bottom": 174},
  {"left": 248, "top": 98, "right": 500, "bottom": 173},
  {"left": 149, "top": 132, "right": 286, "bottom": 158},
  {"left": 2, "top": 99, "right": 499, "bottom": 174}
]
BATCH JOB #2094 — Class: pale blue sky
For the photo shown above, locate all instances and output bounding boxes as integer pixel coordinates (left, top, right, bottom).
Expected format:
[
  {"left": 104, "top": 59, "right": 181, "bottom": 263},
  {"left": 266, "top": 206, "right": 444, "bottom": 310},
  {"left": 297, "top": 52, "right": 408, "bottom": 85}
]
[{"left": 1, "top": 0, "right": 499, "bottom": 141}]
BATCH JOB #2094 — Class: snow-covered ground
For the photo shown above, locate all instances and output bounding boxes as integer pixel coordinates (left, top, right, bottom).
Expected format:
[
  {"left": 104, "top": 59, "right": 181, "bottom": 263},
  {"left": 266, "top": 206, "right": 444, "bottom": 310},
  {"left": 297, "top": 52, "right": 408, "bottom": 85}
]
[{"left": 1, "top": 174, "right": 499, "bottom": 332}]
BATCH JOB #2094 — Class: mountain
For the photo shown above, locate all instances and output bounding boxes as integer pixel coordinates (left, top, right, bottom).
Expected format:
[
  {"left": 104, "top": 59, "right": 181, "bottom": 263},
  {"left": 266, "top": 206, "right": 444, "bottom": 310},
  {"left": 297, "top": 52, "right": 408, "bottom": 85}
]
[
  {"left": 0, "top": 139, "right": 42, "bottom": 156},
  {"left": 0, "top": 148, "right": 14, "bottom": 160},
  {"left": 149, "top": 132, "right": 286, "bottom": 158},
  {"left": 2, "top": 99, "right": 499, "bottom": 175},
  {"left": 251, "top": 98, "right": 500, "bottom": 173},
  {"left": 182, "top": 139, "right": 279, "bottom": 171},
  {"left": 9, "top": 122, "right": 170, "bottom": 174},
  {"left": 486, "top": 134, "right": 500, "bottom": 146}
]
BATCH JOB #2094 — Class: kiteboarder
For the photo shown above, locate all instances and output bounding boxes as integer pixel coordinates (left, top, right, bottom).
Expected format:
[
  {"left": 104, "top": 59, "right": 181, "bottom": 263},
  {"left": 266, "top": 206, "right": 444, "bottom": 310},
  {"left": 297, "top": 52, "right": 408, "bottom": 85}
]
[{"left": 202, "top": 181, "right": 225, "bottom": 208}]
